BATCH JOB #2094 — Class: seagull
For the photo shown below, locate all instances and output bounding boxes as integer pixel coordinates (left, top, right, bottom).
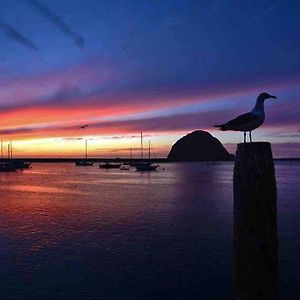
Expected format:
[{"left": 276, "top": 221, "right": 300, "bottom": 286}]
[
  {"left": 214, "top": 92, "right": 277, "bottom": 142},
  {"left": 80, "top": 124, "right": 88, "bottom": 129}
]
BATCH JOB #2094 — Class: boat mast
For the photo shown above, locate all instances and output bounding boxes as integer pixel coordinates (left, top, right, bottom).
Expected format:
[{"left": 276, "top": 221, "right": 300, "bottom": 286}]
[
  {"left": 1, "top": 139, "right": 3, "bottom": 160},
  {"left": 140, "top": 132, "right": 143, "bottom": 160},
  {"left": 148, "top": 140, "right": 151, "bottom": 160},
  {"left": 79, "top": 124, "right": 89, "bottom": 161},
  {"left": 10, "top": 140, "right": 12, "bottom": 159},
  {"left": 7, "top": 144, "right": 10, "bottom": 160},
  {"left": 85, "top": 139, "right": 88, "bottom": 160}
]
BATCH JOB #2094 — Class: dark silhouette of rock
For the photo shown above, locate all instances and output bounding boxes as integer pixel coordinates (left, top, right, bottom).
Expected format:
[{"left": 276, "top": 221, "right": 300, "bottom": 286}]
[{"left": 167, "top": 130, "right": 234, "bottom": 161}]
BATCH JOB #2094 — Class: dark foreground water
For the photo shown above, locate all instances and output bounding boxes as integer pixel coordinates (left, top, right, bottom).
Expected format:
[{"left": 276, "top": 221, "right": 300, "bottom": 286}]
[{"left": 0, "top": 162, "right": 299, "bottom": 299}]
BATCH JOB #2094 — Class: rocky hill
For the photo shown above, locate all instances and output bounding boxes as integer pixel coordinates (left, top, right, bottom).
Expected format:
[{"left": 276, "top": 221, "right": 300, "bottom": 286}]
[{"left": 167, "top": 130, "right": 234, "bottom": 161}]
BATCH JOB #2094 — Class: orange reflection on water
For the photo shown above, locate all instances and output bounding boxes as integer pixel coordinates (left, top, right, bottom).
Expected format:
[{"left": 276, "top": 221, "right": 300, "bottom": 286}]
[{"left": 1, "top": 185, "right": 87, "bottom": 195}]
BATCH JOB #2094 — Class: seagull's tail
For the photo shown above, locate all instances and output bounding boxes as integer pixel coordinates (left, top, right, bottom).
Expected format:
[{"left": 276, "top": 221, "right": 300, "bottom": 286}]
[{"left": 214, "top": 124, "right": 226, "bottom": 131}]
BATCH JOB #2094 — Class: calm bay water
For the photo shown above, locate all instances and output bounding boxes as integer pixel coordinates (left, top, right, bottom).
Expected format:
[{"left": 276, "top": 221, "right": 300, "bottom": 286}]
[{"left": 0, "top": 162, "right": 299, "bottom": 299}]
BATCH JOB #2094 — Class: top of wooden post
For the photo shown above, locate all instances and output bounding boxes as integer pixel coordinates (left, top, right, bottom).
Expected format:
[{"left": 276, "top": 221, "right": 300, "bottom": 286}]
[
  {"left": 237, "top": 141, "right": 271, "bottom": 149},
  {"left": 235, "top": 142, "right": 274, "bottom": 175},
  {"left": 235, "top": 142, "right": 274, "bottom": 164}
]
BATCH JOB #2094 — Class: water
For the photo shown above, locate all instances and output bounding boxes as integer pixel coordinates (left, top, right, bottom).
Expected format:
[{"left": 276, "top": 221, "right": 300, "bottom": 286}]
[{"left": 0, "top": 162, "right": 299, "bottom": 299}]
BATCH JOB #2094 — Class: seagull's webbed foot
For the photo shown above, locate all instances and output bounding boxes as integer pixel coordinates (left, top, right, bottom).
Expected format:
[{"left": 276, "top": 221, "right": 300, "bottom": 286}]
[{"left": 249, "top": 131, "right": 253, "bottom": 143}]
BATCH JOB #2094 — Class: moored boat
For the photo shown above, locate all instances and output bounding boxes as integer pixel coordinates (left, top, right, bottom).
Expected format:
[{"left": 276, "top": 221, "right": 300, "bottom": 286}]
[
  {"left": 135, "top": 161, "right": 158, "bottom": 171},
  {"left": 0, "top": 162, "right": 17, "bottom": 172},
  {"left": 99, "top": 162, "right": 122, "bottom": 169},
  {"left": 11, "top": 160, "right": 31, "bottom": 169},
  {"left": 120, "top": 164, "right": 130, "bottom": 170},
  {"left": 75, "top": 161, "right": 94, "bottom": 166},
  {"left": 0, "top": 141, "right": 28, "bottom": 171},
  {"left": 135, "top": 132, "right": 159, "bottom": 172},
  {"left": 75, "top": 132, "right": 94, "bottom": 166}
]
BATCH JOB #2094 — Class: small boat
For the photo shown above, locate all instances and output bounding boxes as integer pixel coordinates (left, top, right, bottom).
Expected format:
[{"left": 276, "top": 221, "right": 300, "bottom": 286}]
[
  {"left": 0, "top": 162, "right": 17, "bottom": 172},
  {"left": 135, "top": 132, "right": 159, "bottom": 171},
  {"left": 75, "top": 138, "right": 94, "bottom": 166},
  {"left": 120, "top": 164, "right": 130, "bottom": 170},
  {"left": 135, "top": 161, "right": 158, "bottom": 171},
  {"left": 11, "top": 160, "right": 31, "bottom": 169},
  {"left": 75, "top": 161, "right": 94, "bottom": 166},
  {"left": 99, "top": 162, "right": 122, "bottom": 169},
  {"left": 0, "top": 141, "right": 29, "bottom": 170},
  {"left": 127, "top": 161, "right": 138, "bottom": 167}
]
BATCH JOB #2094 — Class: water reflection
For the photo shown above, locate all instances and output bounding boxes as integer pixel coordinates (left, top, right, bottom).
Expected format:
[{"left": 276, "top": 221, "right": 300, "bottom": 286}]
[
  {"left": 0, "top": 185, "right": 87, "bottom": 195},
  {"left": 0, "top": 162, "right": 299, "bottom": 299}
]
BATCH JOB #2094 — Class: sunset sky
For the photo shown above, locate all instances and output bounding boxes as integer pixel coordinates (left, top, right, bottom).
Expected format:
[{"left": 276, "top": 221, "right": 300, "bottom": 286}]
[{"left": 0, "top": 0, "right": 299, "bottom": 158}]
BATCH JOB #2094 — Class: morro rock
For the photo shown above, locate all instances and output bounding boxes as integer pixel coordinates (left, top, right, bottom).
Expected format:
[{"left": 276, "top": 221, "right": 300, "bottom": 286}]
[{"left": 167, "top": 130, "right": 234, "bottom": 161}]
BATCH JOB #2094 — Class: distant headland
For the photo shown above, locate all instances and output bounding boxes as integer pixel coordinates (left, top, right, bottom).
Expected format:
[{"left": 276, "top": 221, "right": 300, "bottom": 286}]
[{"left": 167, "top": 130, "right": 234, "bottom": 161}]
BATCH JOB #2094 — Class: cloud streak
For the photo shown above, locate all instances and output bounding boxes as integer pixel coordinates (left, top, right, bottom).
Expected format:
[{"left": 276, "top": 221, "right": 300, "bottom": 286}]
[
  {"left": 27, "top": 0, "right": 84, "bottom": 48},
  {"left": 2, "top": 104, "right": 297, "bottom": 138},
  {"left": 0, "top": 22, "right": 37, "bottom": 51},
  {"left": 1, "top": 68, "right": 298, "bottom": 120},
  {"left": 0, "top": 110, "right": 228, "bottom": 137}
]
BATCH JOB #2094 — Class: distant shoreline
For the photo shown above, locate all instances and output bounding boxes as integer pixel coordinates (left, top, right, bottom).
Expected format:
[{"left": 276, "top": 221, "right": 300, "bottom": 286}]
[{"left": 1, "top": 158, "right": 300, "bottom": 163}]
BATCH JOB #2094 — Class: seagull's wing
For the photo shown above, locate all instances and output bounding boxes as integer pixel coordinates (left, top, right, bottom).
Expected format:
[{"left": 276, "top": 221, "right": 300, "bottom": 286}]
[{"left": 225, "top": 112, "right": 258, "bottom": 127}]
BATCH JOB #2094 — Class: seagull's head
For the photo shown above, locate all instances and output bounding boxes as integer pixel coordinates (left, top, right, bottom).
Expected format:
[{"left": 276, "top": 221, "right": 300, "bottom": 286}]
[{"left": 258, "top": 92, "right": 277, "bottom": 101}]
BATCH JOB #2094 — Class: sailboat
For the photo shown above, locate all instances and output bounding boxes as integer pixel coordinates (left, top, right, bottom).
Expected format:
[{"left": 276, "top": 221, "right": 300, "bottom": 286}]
[
  {"left": 75, "top": 139, "right": 94, "bottom": 166},
  {"left": 0, "top": 140, "right": 17, "bottom": 172},
  {"left": 0, "top": 162, "right": 16, "bottom": 172},
  {"left": 9, "top": 141, "right": 31, "bottom": 169},
  {"left": 99, "top": 162, "right": 122, "bottom": 169},
  {"left": 135, "top": 133, "right": 159, "bottom": 171}
]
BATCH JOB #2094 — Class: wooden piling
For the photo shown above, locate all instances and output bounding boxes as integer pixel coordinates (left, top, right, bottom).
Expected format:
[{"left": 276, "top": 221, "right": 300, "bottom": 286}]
[{"left": 233, "top": 142, "right": 278, "bottom": 300}]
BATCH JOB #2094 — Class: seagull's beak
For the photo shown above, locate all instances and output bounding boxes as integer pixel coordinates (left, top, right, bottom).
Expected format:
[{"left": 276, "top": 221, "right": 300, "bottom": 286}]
[{"left": 270, "top": 95, "right": 277, "bottom": 99}]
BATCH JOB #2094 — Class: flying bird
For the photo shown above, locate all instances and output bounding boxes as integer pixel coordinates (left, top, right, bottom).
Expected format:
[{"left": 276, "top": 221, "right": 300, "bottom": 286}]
[
  {"left": 80, "top": 124, "right": 88, "bottom": 129},
  {"left": 214, "top": 92, "right": 277, "bottom": 143}
]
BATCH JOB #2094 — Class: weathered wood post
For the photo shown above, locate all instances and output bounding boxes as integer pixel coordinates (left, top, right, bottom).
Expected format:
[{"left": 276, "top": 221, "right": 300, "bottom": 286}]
[{"left": 233, "top": 142, "right": 278, "bottom": 300}]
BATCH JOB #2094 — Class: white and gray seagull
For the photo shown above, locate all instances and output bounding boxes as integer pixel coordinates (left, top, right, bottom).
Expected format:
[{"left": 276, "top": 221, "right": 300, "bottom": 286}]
[{"left": 214, "top": 92, "right": 277, "bottom": 142}]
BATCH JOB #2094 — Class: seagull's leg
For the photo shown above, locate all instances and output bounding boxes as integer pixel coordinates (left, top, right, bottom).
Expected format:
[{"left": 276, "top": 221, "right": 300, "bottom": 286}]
[
  {"left": 250, "top": 131, "right": 253, "bottom": 143},
  {"left": 244, "top": 132, "right": 246, "bottom": 143}
]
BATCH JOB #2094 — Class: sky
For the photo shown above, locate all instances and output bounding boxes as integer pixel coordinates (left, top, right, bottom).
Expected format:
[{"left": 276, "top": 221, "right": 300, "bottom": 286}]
[{"left": 0, "top": 0, "right": 299, "bottom": 158}]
